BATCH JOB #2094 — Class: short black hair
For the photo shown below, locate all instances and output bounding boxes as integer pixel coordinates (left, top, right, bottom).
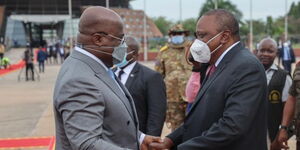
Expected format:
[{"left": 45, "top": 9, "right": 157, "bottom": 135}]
[{"left": 204, "top": 9, "right": 240, "bottom": 38}]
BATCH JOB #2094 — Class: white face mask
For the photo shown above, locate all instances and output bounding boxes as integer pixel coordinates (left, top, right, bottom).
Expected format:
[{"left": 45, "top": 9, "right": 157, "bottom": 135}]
[{"left": 190, "top": 32, "right": 223, "bottom": 63}]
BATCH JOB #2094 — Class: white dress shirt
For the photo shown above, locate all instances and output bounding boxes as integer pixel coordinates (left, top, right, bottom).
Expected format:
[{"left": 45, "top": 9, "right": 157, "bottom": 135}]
[
  {"left": 115, "top": 61, "right": 137, "bottom": 84},
  {"left": 75, "top": 46, "right": 109, "bottom": 71},
  {"left": 215, "top": 41, "right": 240, "bottom": 67}
]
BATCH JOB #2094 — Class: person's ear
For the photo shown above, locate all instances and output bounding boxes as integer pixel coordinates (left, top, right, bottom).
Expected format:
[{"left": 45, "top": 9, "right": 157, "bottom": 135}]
[
  {"left": 133, "top": 51, "right": 139, "bottom": 60},
  {"left": 220, "top": 30, "right": 230, "bottom": 44},
  {"left": 92, "top": 33, "right": 105, "bottom": 47}
]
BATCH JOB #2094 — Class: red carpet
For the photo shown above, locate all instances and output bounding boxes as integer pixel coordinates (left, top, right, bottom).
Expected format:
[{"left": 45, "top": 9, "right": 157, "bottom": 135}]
[
  {"left": 0, "top": 60, "right": 25, "bottom": 76},
  {"left": 0, "top": 136, "right": 55, "bottom": 150}
]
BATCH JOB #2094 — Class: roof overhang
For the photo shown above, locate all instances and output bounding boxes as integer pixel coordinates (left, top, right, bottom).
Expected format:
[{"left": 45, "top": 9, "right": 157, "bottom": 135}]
[{"left": 9, "top": 15, "right": 70, "bottom": 24}]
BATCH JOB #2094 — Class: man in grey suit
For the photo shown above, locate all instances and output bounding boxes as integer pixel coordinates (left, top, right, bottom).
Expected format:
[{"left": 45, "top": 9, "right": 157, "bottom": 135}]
[
  {"left": 115, "top": 36, "right": 166, "bottom": 136},
  {"left": 150, "top": 9, "right": 268, "bottom": 150},
  {"left": 53, "top": 6, "right": 160, "bottom": 150}
]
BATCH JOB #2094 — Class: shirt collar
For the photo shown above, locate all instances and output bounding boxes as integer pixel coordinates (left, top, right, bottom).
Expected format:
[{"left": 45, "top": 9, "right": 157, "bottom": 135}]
[
  {"left": 75, "top": 46, "right": 109, "bottom": 71},
  {"left": 123, "top": 61, "right": 137, "bottom": 74},
  {"left": 266, "top": 63, "right": 278, "bottom": 72},
  {"left": 215, "top": 41, "right": 240, "bottom": 67},
  {"left": 116, "top": 61, "right": 137, "bottom": 74}
]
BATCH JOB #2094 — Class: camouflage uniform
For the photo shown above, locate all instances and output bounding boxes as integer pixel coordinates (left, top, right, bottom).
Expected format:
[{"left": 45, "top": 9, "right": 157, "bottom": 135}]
[
  {"left": 289, "top": 63, "right": 300, "bottom": 149},
  {"left": 155, "top": 24, "right": 192, "bottom": 131}
]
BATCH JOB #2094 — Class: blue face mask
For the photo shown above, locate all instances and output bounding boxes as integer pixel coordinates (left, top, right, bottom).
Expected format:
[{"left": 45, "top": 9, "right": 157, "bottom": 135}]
[
  {"left": 115, "top": 51, "right": 134, "bottom": 68},
  {"left": 79, "top": 42, "right": 128, "bottom": 66},
  {"left": 171, "top": 35, "right": 185, "bottom": 44}
]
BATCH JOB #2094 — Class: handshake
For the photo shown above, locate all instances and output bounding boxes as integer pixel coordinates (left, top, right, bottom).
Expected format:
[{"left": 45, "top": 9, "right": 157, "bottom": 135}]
[{"left": 141, "top": 135, "right": 174, "bottom": 150}]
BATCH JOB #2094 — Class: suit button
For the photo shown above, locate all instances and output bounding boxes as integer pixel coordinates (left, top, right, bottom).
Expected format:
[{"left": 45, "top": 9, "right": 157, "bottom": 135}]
[{"left": 127, "top": 121, "right": 130, "bottom": 125}]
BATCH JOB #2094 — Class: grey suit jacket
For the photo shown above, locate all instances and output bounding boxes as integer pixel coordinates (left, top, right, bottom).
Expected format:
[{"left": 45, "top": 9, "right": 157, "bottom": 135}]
[
  {"left": 53, "top": 50, "right": 140, "bottom": 150},
  {"left": 168, "top": 43, "right": 268, "bottom": 150}
]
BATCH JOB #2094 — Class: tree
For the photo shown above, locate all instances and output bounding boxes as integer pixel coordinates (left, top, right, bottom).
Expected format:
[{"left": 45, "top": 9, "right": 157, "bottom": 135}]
[
  {"left": 265, "top": 16, "right": 275, "bottom": 36},
  {"left": 198, "top": 0, "right": 242, "bottom": 21},
  {"left": 288, "top": 1, "right": 300, "bottom": 19},
  {"left": 152, "top": 17, "right": 173, "bottom": 36},
  {"left": 181, "top": 18, "right": 197, "bottom": 35}
]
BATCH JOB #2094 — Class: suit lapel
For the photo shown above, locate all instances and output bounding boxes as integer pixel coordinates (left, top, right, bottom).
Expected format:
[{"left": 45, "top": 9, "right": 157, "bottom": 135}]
[
  {"left": 94, "top": 73, "right": 136, "bottom": 121},
  {"left": 187, "top": 64, "right": 226, "bottom": 117},
  {"left": 187, "top": 43, "right": 243, "bottom": 117},
  {"left": 125, "top": 63, "right": 140, "bottom": 89},
  {"left": 71, "top": 50, "right": 136, "bottom": 121},
  {"left": 114, "top": 76, "right": 139, "bottom": 125}
]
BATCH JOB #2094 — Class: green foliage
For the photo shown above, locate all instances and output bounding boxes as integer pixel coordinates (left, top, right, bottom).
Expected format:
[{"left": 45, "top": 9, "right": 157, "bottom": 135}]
[
  {"left": 181, "top": 18, "right": 197, "bottom": 35},
  {"left": 152, "top": 17, "right": 173, "bottom": 36},
  {"left": 265, "top": 16, "right": 274, "bottom": 36},
  {"left": 288, "top": 1, "right": 300, "bottom": 19},
  {"left": 148, "top": 38, "right": 168, "bottom": 49},
  {"left": 199, "top": 0, "right": 242, "bottom": 21},
  {"left": 150, "top": 0, "right": 300, "bottom": 44}
]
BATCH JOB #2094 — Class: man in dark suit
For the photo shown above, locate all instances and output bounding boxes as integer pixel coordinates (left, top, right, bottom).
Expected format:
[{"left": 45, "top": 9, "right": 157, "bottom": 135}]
[
  {"left": 278, "top": 41, "right": 295, "bottom": 74},
  {"left": 150, "top": 9, "right": 268, "bottom": 150},
  {"left": 115, "top": 36, "right": 167, "bottom": 136}
]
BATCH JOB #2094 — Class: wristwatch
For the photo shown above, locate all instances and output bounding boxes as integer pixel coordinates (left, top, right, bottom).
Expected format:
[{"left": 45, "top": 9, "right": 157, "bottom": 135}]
[{"left": 279, "top": 125, "right": 288, "bottom": 130}]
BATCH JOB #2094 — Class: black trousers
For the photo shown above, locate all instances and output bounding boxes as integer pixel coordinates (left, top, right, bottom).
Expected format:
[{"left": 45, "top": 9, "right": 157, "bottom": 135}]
[
  {"left": 25, "top": 63, "right": 34, "bottom": 81},
  {"left": 283, "top": 60, "right": 292, "bottom": 74}
]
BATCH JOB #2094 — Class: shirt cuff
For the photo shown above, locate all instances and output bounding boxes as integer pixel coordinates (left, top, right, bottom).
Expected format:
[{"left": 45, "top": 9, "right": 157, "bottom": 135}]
[{"left": 139, "top": 133, "right": 146, "bottom": 146}]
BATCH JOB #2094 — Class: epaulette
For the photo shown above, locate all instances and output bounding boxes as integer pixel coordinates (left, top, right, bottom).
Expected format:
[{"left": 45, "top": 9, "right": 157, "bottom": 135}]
[{"left": 160, "top": 45, "right": 169, "bottom": 52}]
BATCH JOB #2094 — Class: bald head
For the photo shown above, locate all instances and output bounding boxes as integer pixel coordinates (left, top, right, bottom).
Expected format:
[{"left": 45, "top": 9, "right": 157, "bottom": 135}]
[
  {"left": 258, "top": 37, "right": 278, "bottom": 50},
  {"left": 204, "top": 9, "right": 240, "bottom": 39},
  {"left": 257, "top": 37, "right": 278, "bottom": 70},
  {"left": 77, "top": 6, "right": 124, "bottom": 44},
  {"left": 125, "top": 36, "right": 140, "bottom": 54},
  {"left": 76, "top": 6, "right": 125, "bottom": 68}
]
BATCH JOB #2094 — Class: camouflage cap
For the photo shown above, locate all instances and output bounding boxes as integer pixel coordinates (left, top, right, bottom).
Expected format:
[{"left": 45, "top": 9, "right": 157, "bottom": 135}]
[{"left": 168, "top": 24, "right": 189, "bottom": 35}]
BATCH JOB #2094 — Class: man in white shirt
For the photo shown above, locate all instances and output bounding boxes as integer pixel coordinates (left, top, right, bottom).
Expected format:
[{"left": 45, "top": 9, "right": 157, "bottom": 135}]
[
  {"left": 115, "top": 36, "right": 167, "bottom": 136},
  {"left": 256, "top": 38, "right": 292, "bottom": 150}
]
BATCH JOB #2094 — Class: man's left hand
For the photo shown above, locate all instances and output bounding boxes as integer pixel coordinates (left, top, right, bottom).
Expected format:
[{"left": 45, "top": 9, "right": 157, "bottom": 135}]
[
  {"left": 270, "top": 139, "right": 281, "bottom": 150},
  {"left": 141, "top": 135, "right": 162, "bottom": 150}
]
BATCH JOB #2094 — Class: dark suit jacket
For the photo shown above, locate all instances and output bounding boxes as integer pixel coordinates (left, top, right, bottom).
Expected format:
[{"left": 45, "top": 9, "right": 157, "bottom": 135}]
[
  {"left": 124, "top": 62, "right": 167, "bottom": 136},
  {"left": 278, "top": 45, "right": 295, "bottom": 63},
  {"left": 167, "top": 43, "right": 268, "bottom": 150}
]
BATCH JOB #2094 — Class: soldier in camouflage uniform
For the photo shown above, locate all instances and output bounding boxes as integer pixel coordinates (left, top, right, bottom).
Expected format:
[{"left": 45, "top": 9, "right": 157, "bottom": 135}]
[
  {"left": 278, "top": 62, "right": 300, "bottom": 150},
  {"left": 155, "top": 24, "right": 192, "bottom": 131}
]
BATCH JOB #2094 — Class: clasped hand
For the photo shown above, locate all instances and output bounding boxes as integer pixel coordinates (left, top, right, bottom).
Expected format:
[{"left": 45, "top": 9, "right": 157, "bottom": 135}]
[{"left": 141, "top": 136, "right": 173, "bottom": 150}]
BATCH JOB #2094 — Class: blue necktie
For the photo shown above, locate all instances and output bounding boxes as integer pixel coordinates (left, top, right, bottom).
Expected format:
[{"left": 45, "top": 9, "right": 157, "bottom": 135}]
[{"left": 107, "top": 69, "right": 116, "bottom": 80}]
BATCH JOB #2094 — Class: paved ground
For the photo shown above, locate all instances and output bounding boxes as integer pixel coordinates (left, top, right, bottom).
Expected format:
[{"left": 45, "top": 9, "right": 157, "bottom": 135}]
[{"left": 0, "top": 48, "right": 298, "bottom": 149}]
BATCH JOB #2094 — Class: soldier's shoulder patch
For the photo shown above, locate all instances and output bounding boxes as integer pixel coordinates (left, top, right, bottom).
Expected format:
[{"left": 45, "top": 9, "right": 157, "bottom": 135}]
[{"left": 160, "top": 45, "right": 169, "bottom": 52}]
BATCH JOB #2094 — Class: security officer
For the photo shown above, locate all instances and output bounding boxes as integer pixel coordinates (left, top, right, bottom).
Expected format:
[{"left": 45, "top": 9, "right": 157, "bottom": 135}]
[
  {"left": 155, "top": 24, "right": 192, "bottom": 131},
  {"left": 256, "top": 38, "right": 292, "bottom": 150}
]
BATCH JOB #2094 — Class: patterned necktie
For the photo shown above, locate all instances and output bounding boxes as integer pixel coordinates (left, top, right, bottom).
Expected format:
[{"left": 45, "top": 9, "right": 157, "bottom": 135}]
[{"left": 206, "top": 65, "right": 217, "bottom": 77}]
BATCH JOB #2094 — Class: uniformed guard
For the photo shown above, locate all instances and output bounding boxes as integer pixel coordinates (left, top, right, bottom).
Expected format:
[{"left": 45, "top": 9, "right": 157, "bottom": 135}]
[
  {"left": 256, "top": 38, "right": 292, "bottom": 150},
  {"left": 155, "top": 24, "right": 192, "bottom": 131},
  {"left": 278, "top": 62, "right": 300, "bottom": 150}
]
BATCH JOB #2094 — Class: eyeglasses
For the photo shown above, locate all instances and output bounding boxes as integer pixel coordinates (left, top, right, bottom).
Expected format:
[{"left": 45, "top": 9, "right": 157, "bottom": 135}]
[{"left": 95, "top": 32, "right": 125, "bottom": 44}]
